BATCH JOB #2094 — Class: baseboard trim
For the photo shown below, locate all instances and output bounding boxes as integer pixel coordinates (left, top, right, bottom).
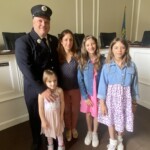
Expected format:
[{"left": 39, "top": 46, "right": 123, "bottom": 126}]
[
  {"left": 138, "top": 101, "right": 150, "bottom": 110},
  {"left": 0, "top": 114, "right": 29, "bottom": 131}
]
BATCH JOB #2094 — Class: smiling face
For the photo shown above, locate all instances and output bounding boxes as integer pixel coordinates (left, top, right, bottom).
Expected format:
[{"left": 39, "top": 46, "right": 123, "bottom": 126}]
[
  {"left": 45, "top": 74, "right": 57, "bottom": 91},
  {"left": 61, "top": 33, "right": 73, "bottom": 52},
  {"left": 32, "top": 16, "right": 50, "bottom": 38},
  {"left": 112, "top": 41, "right": 126, "bottom": 60},
  {"left": 85, "top": 38, "right": 97, "bottom": 56}
]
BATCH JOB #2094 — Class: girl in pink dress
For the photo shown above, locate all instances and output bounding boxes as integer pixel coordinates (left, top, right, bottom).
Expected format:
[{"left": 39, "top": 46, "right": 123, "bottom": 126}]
[
  {"left": 78, "top": 35, "right": 105, "bottom": 147},
  {"left": 38, "top": 70, "right": 65, "bottom": 150}
]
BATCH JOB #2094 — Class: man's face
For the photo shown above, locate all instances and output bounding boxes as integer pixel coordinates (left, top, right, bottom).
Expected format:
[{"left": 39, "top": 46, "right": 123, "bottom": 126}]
[{"left": 32, "top": 17, "right": 50, "bottom": 38}]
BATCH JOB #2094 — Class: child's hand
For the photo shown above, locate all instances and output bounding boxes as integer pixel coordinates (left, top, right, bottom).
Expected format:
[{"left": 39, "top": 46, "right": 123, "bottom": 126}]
[
  {"left": 85, "top": 98, "right": 93, "bottom": 106},
  {"left": 100, "top": 100, "right": 108, "bottom": 116},
  {"left": 132, "top": 103, "right": 137, "bottom": 113},
  {"left": 60, "top": 115, "right": 64, "bottom": 123},
  {"left": 41, "top": 120, "right": 49, "bottom": 129}
]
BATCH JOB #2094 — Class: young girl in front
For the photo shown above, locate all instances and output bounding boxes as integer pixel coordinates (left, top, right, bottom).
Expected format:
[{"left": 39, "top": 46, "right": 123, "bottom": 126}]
[
  {"left": 78, "top": 35, "right": 105, "bottom": 147},
  {"left": 97, "top": 38, "right": 139, "bottom": 150},
  {"left": 38, "top": 70, "right": 65, "bottom": 150},
  {"left": 57, "top": 29, "right": 81, "bottom": 142}
]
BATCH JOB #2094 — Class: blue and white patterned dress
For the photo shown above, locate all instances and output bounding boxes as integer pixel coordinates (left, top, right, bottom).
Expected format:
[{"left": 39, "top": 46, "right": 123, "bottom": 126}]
[
  {"left": 97, "top": 61, "right": 139, "bottom": 132},
  {"left": 98, "top": 84, "right": 133, "bottom": 132}
]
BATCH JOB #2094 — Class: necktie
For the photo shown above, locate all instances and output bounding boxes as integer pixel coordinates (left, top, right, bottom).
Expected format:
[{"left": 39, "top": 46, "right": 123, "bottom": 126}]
[{"left": 42, "top": 38, "right": 49, "bottom": 48}]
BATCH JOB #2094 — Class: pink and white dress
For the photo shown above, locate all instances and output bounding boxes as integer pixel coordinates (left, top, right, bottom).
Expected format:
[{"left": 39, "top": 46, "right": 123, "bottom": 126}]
[{"left": 41, "top": 92, "right": 64, "bottom": 139}]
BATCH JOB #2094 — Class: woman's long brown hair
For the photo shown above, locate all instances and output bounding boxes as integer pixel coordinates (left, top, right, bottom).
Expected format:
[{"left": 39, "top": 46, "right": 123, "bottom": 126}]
[{"left": 57, "top": 29, "right": 78, "bottom": 64}]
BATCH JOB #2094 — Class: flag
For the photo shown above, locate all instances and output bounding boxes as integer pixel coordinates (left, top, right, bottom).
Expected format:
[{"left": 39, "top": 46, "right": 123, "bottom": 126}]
[{"left": 121, "top": 6, "right": 126, "bottom": 39}]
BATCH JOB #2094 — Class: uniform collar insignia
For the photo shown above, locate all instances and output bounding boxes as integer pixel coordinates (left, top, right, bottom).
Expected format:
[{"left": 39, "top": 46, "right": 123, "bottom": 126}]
[{"left": 37, "top": 39, "right": 41, "bottom": 44}]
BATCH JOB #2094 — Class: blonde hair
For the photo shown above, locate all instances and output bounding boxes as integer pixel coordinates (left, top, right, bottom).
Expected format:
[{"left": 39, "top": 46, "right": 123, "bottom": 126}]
[
  {"left": 43, "top": 69, "right": 57, "bottom": 85},
  {"left": 106, "top": 37, "right": 131, "bottom": 66},
  {"left": 78, "top": 35, "right": 101, "bottom": 71},
  {"left": 57, "top": 29, "right": 78, "bottom": 64}
]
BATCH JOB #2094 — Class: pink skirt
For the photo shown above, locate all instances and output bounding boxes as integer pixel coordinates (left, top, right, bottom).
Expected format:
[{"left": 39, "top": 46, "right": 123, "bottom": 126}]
[{"left": 80, "top": 70, "right": 98, "bottom": 118}]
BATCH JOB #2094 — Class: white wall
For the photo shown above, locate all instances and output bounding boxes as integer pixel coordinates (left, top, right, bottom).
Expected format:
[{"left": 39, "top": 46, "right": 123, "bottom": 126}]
[
  {"left": 0, "top": 55, "right": 28, "bottom": 131},
  {"left": 131, "top": 0, "right": 150, "bottom": 41},
  {"left": 1, "top": 0, "right": 148, "bottom": 48},
  {"left": 0, "top": 97, "right": 28, "bottom": 130}
]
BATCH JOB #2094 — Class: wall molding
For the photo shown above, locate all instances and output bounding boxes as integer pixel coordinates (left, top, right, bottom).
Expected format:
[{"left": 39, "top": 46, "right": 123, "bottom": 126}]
[
  {"left": 0, "top": 55, "right": 23, "bottom": 102},
  {"left": 130, "top": 0, "right": 135, "bottom": 40},
  {"left": 135, "top": 0, "right": 141, "bottom": 40},
  {"left": 75, "top": 0, "right": 79, "bottom": 32},
  {"left": 92, "top": 0, "right": 95, "bottom": 35},
  {"left": 75, "top": 0, "right": 99, "bottom": 37},
  {"left": 138, "top": 101, "right": 150, "bottom": 110},
  {"left": 0, "top": 114, "right": 29, "bottom": 131},
  {"left": 81, "top": 0, "right": 83, "bottom": 33},
  {"left": 75, "top": 0, "right": 84, "bottom": 33},
  {"left": 96, "top": 0, "right": 100, "bottom": 39}
]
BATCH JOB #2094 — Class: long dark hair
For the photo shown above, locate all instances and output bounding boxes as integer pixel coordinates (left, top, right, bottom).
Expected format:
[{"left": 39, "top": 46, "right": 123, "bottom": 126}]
[{"left": 57, "top": 29, "right": 78, "bottom": 64}]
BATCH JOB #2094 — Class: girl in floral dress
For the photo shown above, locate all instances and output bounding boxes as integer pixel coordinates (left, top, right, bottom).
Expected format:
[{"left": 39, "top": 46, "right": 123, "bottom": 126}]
[{"left": 97, "top": 38, "right": 139, "bottom": 150}]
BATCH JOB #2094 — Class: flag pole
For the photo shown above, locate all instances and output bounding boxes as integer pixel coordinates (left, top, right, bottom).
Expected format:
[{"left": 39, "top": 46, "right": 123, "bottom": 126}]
[{"left": 121, "top": 6, "right": 126, "bottom": 39}]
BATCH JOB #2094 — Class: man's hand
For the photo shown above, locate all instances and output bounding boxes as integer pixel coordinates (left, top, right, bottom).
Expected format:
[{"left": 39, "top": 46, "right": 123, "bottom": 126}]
[{"left": 41, "top": 89, "right": 55, "bottom": 102}]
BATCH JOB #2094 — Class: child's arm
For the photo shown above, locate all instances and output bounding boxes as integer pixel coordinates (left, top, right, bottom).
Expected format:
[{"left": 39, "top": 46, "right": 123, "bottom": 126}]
[
  {"left": 131, "top": 63, "right": 140, "bottom": 101},
  {"left": 132, "top": 100, "right": 137, "bottom": 113},
  {"left": 59, "top": 88, "right": 65, "bottom": 122},
  {"left": 131, "top": 63, "right": 140, "bottom": 113},
  {"left": 85, "top": 98, "right": 93, "bottom": 106},
  {"left": 99, "top": 99, "right": 108, "bottom": 116},
  {"left": 77, "top": 68, "right": 89, "bottom": 100},
  {"left": 38, "top": 94, "right": 49, "bottom": 129}
]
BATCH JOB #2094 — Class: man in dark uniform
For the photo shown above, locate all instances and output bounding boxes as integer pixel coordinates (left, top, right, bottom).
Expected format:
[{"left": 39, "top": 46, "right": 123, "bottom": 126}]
[{"left": 15, "top": 4, "right": 59, "bottom": 150}]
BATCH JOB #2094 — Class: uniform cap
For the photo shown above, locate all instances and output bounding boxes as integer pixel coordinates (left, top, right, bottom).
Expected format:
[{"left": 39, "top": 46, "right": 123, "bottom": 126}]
[{"left": 31, "top": 4, "right": 52, "bottom": 20}]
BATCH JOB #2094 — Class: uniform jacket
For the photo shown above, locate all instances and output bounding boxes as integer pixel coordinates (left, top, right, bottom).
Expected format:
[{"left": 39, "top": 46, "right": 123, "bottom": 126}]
[
  {"left": 15, "top": 28, "right": 59, "bottom": 95},
  {"left": 77, "top": 55, "right": 105, "bottom": 100}
]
